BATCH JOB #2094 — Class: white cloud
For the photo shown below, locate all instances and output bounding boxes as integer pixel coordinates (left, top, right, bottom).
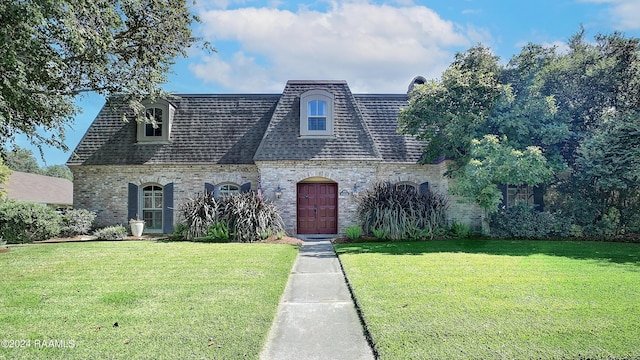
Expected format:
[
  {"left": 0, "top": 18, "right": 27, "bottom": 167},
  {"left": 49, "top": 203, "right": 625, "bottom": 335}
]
[
  {"left": 580, "top": 0, "right": 640, "bottom": 30},
  {"left": 190, "top": 1, "right": 481, "bottom": 93}
]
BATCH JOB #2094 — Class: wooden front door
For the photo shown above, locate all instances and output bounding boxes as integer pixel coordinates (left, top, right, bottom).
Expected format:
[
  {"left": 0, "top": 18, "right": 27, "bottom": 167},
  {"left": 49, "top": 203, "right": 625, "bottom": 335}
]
[{"left": 297, "top": 183, "right": 338, "bottom": 234}]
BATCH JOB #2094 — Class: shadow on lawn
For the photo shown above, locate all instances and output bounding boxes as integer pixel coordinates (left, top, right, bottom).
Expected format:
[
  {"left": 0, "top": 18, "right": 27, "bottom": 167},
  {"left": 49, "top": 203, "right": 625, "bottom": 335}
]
[{"left": 334, "top": 239, "right": 640, "bottom": 267}]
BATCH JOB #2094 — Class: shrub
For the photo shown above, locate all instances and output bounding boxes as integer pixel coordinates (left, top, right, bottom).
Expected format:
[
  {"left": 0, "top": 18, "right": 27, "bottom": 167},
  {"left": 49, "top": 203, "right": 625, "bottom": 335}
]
[
  {"left": 449, "top": 221, "right": 472, "bottom": 238},
  {"left": 93, "top": 225, "right": 127, "bottom": 240},
  {"left": 222, "top": 192, "right": 285, "bottom": 243},
  {"left": 371, "top": 227, "right": 388, "bottom": 240},
  {"left": 178, "top": 191, "right": 285, "bottom": 243},
  {"left": 170, "top": 223, "right": 189, "bottom": 241},
  {"left": 0, "top": 201, "right": 61, "bottom": 243},
  {"left": 179, "top": 192, "right": 220, "bottom": 240},
  {"left": 60, "top": 209, "right": 96, "bottom": 237},
  {"left": 203, "top": 221, "right": 231, "bottom": 242},
  {"left": 345, "top": 225, "right": 362, "bottom": 240},
  {"left": 488, "top": 204, "right": 571, "bottom": 239},
  {"left": 357, "top": 182, "right": 449, "bottom": 240}
]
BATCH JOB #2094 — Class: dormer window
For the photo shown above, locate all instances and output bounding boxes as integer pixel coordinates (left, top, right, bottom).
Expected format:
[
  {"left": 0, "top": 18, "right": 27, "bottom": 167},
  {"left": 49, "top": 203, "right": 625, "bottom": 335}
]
[
  {"left": 137, "top": 100, "right": 174, "bottom": 143},
  {"left": 145, "top": 108, "right": 163, "bottom": 137},
  {"left": 300, "top": 90, "right": 334, "bottom": 137}
]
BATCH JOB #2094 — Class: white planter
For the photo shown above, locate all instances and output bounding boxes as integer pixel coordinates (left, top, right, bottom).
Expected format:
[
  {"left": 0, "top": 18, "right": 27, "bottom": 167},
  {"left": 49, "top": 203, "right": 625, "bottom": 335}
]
[{"left": 129, "top": 220, "right": 145, "bottom": 237}]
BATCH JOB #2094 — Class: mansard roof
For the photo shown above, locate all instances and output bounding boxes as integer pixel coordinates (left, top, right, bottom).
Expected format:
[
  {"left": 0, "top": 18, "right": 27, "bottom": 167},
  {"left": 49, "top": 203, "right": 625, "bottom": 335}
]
[
  {"left": 68, "top": 94, "right": 279, "bottom": 165},
  {"left": 68, "top": 80, "right": 427, "bottom": 166}
]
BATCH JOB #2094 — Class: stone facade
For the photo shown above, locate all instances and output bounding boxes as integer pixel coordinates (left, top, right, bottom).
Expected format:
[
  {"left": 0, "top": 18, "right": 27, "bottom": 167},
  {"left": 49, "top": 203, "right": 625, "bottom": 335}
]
[
  {"left": 68, "top": 79, "right": 485, "bottom": 235},
  {"left": 71, "top": 164, "right": 258, "bottom": 228},
  {"left": 72, "top": 160, "right": 482, "bottom": 234}
]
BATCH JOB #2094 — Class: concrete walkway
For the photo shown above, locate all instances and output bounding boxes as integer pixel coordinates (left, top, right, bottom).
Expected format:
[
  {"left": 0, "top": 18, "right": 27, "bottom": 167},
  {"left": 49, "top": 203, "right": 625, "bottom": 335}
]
[{"left": 260, "top": 237, "right": 375, "bottom": 360}]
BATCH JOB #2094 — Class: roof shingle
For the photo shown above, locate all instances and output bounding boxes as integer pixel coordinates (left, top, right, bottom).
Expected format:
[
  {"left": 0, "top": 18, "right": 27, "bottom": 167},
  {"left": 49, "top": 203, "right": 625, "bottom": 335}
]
[{"left": 68, "top": 80, "right": 427, "bottom": 166}]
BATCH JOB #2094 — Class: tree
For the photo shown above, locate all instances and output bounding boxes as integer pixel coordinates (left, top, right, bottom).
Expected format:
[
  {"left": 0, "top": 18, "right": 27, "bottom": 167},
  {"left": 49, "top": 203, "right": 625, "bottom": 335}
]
[
  {"left": 44, "top": 165, "right": 73, "bottom": 181},
  {"left": 398, "top": 45, "right": 557, "bottom": 216},
  {"left": 3, "top": 146, "right": 43, "bottom": 174},
  {"left": 0, "top": 0, "right": 208, "bottom": 151},
  {"left": 451, "top": 135, "right": 553, "bottom": 213},
  {"left": 398, "top": 45, "right": 505, "bottom": 169},
  {"left": 399, "top": 30, "right": 640, "bottom": 236},
  {"left": 570, "top": 110, "right": 640, "bottom": 235},
  {"left": 0, "top": 157, "right": 11, "bottom": 200}
]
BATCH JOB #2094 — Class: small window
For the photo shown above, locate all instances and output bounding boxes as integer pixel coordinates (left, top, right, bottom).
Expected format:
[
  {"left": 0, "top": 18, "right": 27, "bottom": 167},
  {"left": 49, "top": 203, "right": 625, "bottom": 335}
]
[
  {"left": 507, "top": 185, "right": 534, "bottom": 208},
  {"left": 308, "top": 100, "right": 327, "bottom": 131},
  {"left": 137, "top": 100, "right": 174, "bottom": 143},
  {"left": 145, "top": 108, "right": 163, "bottom": 137},
  {"left": 219, "top": 184, "right": 240, "bottom": 196},
  {"left": 300, "top": 90, "right": 334, "bottom": 137}
]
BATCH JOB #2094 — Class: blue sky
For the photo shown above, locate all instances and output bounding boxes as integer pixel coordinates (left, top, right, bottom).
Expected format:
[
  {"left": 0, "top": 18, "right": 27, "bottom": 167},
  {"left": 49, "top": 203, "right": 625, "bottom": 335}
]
[{"left": 19, "top": 0, "right": 640, "bottom": 166}]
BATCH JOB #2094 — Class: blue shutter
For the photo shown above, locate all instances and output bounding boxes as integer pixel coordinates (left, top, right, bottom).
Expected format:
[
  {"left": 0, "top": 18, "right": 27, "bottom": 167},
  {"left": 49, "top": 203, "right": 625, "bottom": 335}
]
[
  {"left": 533, "top": 185, "right": 544, "bottom": 212},
  {"left": 240, "top": 182, "right": 251, "bottom": 193},
  {"left": 128, "top": 183, "right": 138, "bottom": 220},
  {"left": 163, "top": 183, "right": 174, "bottom": 234},
  {"left": 419, "top": 182, "right": 430, "bottom": 196},
  {"left": 498, "top": 184, "right": 508, "bottom": 209},
  {"left": 205, "top": 183, "right": 215, "bottom": 195}
]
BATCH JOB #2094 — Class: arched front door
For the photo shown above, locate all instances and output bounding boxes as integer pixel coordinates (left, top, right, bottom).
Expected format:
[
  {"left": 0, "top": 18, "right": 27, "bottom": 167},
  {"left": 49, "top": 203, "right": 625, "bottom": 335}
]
[{"left": 297, "top": 182, "right": 338, "bottom": 234}]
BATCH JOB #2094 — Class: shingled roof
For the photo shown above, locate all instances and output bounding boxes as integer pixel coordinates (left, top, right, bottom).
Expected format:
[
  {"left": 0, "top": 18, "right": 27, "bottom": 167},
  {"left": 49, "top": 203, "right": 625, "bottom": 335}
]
[
  {"left": 68, "top": 95, "right": 279, "bottom": 165},
  {"left": 354, "top": 94, "right": 426, "bottom": 163},
  {"left": 1, "top": 171, "right": 72, "bottom": 206},
  {"left": 68, "top": 80, "right": 427, "bottom": 166}
]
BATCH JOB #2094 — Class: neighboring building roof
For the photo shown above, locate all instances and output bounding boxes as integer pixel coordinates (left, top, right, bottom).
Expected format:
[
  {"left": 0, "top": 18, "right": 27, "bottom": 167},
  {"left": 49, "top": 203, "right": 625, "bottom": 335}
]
[
  {"left": 1, "top": 171, "right": 73, "bottom": 206},
  {"left": 68, "top": 80, "right": 428, "bottom": 166}
]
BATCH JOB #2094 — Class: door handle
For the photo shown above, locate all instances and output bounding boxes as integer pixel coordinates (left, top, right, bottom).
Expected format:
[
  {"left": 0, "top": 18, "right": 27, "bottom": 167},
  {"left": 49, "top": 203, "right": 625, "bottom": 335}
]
[{"left": 314, "top": 205, "right": 317, "bottom": 217}]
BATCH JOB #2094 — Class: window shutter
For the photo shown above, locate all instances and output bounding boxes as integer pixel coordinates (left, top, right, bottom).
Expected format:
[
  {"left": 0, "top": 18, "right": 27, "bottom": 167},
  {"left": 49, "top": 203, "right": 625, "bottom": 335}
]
[
  {"left": 533, "top": 185, "right": 544, "bottom": 212},
  {"left": 498, "top": 184, "right": 508, "bottom": 209},
  {"left": 419, "top": 182, "right": 430, "bottom": 196},
  {"left": 240, "top": 182, "right": 251, "bottom": 193},
  {"left": 204, "top": 183, "right": 215, "bottom": 195},
  {"left": 128, "top": 183, "right": 139, "bottom": 220},
  {"left": 163, "top": 183, "right": 174, "bottom": 234}
]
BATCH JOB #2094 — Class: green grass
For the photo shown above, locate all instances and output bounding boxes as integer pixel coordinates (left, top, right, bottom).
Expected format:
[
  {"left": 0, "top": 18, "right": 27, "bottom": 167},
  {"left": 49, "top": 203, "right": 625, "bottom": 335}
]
[
  {"left": 335, "top": 240, "right": 640, "bottom": 360},
  {"left": 0, "top": 241, "right": 298, "bottom": 359}
]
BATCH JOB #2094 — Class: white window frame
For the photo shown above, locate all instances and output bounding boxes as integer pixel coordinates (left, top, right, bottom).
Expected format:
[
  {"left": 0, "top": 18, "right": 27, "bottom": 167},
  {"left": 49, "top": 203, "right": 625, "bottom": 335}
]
[
  {"left": 141, "top": 184, "right": 163, "bottom": 232},
  {"left": 300, "top": 90, "right": 334, "bottom": 137},
  {"left": 137, "top": 100, "right": 174, "bottom": 143},
  {"left": 219, "top": 183, "right": 240, "bottom": 197}
]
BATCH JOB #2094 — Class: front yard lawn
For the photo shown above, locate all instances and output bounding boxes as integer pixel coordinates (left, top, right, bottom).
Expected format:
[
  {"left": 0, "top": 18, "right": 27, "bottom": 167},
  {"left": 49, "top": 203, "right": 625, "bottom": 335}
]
[
  {"left": 335, "top": 240, "right": 640, "bottom": 360},
  {"left": 0, "top": 241, "right": 298, "bottom": 359}
]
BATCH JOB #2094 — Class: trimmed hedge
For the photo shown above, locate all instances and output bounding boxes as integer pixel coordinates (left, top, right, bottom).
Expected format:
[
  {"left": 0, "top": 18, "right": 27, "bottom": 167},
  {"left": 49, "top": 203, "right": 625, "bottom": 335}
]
[
  {"left": 489, "top": 204, "right": 571, "bottom": 239},
  {"left": 0, "top": 201, "right": 61, "bottom": 243}
]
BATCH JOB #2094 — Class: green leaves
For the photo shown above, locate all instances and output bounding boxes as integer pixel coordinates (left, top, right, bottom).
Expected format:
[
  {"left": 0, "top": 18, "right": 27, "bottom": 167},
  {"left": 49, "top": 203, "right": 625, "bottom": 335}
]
[
  {"left": 398, "top": 45, "right": 504, "bottom": 166},
  {"left": 451, "top": 135, "right": 553, "bottom": 212},
  {"left": 0, "top": 0, "right": 203, "bottom": 150}
]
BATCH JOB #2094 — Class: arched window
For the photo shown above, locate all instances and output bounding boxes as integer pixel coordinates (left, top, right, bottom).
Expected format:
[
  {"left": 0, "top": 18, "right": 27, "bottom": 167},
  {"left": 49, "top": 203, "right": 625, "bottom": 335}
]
[
  {"left": 142, "top": 185, "right": 163, "bottom": 230},
  {"left": 396, "top": 182, "right": 417, "bottom": 193},
  {"left": 137, "top": 100, "right": 174, "bottom": 143},
  {"left": 219, "top": 183, "right": 240, "bottom": 196}
]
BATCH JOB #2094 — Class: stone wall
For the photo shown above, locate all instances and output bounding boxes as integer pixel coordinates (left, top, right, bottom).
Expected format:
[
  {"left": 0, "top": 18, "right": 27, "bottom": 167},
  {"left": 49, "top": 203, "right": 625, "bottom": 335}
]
[
  {"left": 256, "top": 160, "right": 378, "bottom": 234},
  {"left": 71, "top": 161, "right": 482, "bottom": 234},
  {"left": 70, "top": 164, "right": 258, "bottom": 228}
]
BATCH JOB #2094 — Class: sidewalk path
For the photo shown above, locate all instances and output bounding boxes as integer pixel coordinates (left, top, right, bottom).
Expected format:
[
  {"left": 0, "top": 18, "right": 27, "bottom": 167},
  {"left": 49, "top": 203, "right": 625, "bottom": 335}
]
[{"left": 260, "top": 237, "right": 375, "bottom": 360}]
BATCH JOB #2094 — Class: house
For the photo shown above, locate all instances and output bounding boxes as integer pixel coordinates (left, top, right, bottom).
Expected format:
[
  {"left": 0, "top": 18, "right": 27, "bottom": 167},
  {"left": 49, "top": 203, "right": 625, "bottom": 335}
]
[
  {"left": 1, "top": 171, "right": 73, "bottom": 210},
  {"left": 67, "top": 78, "right": 482, "bottom": 235}
]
